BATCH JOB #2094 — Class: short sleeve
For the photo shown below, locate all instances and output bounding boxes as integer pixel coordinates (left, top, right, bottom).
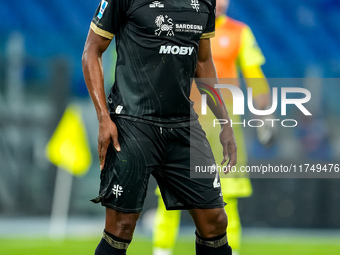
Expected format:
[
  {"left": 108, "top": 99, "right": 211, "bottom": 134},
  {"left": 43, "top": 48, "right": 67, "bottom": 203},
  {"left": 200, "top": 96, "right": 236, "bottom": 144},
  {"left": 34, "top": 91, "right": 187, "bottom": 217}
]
[
  {"left": 238, "top": 26, "right": 266, "bottom": 68},
  {"left": 201, "top": 0, "right": 216, "bottom": 39},
  {"left": 90, "top": 0, "right": 130, "bottom": 40}
]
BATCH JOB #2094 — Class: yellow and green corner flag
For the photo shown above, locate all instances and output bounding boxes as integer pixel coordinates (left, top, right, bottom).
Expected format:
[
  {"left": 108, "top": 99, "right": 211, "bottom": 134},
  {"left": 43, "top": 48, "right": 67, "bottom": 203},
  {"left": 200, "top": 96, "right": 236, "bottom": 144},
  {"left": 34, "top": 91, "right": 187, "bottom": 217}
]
[{"left": 46, "top": 104, "right": 92, "bottom": 176}]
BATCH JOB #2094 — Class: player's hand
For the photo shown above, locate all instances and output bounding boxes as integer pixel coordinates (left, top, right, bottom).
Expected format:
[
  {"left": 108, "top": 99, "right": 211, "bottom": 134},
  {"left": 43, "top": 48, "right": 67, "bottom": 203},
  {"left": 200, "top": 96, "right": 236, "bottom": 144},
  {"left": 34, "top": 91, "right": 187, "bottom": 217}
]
[
  {"left": 256, "top": 115, "right": 276, "bottom": 147},
  {"left": 98, "top": 116, "right": 121, "bottom": 170},
  {"left": 219, "top": 126, "right": 237, "bottom": 174}
]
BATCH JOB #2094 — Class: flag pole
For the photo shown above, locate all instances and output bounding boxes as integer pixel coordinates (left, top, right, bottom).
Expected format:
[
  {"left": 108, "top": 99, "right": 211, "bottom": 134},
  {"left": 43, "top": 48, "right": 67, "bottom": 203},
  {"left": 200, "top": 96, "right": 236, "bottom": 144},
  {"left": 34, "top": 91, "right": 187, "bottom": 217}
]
[
  {"left": 49, "top": 167, "right": 73, "bottom": 239},
  {"left": 46, "top": 104, "right": 92, "bottom": 239}
]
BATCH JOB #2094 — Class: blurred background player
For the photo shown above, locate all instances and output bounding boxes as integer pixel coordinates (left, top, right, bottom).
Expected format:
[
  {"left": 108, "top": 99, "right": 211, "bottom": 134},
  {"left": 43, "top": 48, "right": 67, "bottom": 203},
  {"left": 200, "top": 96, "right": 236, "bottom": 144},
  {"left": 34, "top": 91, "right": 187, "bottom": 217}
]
[{"left": 152, "top": 0, "right": 273, "bottom": 255}]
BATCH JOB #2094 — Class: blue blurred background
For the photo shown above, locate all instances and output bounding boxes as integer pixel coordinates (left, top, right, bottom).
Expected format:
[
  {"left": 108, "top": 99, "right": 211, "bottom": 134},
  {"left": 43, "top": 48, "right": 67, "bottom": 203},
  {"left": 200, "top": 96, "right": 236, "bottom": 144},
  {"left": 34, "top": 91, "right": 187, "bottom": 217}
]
[{"left": 0, "top": 0, "right": 340, "bottom": 237}]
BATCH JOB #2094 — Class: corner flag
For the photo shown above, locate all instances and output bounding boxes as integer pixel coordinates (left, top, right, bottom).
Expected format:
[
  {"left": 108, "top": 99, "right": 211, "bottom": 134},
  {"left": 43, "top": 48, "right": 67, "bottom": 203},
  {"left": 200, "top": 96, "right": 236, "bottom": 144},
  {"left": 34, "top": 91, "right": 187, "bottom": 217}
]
[{"left": 46, "top": 104, "right": 92, "bottom": 176}]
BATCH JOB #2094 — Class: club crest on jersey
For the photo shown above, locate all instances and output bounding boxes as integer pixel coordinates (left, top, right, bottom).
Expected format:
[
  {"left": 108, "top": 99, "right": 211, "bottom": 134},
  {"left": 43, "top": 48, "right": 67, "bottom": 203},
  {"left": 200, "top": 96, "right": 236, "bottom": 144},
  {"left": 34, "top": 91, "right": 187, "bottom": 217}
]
[
  {"left": 97, "top": 0, "right": 108, "bottom": 19},
  {"left": 149, "top": 1, "right": 164, "bottom": 8},
  {"left": 191, "top": 0, "right": 200, "bottom": 12},
  {"left": 154, "top": 15, "right": 175, "bottom": 36}
]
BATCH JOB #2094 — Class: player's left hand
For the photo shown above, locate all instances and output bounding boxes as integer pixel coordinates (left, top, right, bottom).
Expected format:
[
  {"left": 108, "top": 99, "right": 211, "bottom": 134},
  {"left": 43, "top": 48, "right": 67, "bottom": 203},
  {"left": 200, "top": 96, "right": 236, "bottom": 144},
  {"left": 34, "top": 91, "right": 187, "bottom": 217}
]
[{"left": 219, "top": 126, "right": 237, "bottom": 174}]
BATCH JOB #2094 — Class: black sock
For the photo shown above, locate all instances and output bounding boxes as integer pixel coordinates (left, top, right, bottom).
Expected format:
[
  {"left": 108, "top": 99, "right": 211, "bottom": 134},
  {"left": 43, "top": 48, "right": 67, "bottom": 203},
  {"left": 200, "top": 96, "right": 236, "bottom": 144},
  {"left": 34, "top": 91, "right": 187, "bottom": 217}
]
[
  {"left": 195, "top": 231, "right": 232, "bottom": 255},
  {"left": 94, "top": 230, "right": 131, "bottom": 255}
]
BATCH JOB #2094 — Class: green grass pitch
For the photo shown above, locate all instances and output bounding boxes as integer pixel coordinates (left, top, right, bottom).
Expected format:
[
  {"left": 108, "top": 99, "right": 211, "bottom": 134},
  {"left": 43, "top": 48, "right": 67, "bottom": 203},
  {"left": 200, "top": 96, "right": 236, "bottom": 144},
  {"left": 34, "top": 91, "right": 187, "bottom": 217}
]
[{"left": 1, "top": 236, "right": 339, "bottom": 255}]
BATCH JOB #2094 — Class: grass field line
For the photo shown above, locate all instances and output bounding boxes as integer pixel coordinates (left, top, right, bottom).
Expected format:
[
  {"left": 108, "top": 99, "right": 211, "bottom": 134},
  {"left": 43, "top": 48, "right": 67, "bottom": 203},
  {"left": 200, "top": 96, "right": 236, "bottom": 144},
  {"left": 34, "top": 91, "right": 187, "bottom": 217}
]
[
  {"left": 242, "top": 227, "right": 340, "bottom": 245},
  {"left": 0, "top": 217, "right": 339, "bottom": 243}
]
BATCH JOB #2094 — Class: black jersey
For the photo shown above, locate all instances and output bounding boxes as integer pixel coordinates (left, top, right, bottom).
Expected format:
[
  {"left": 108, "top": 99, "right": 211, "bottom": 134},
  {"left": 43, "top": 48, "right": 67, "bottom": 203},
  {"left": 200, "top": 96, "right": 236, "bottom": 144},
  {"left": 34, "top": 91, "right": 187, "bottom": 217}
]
[{"left": 91, "top": 0, "right": 216, "bottom": 126}]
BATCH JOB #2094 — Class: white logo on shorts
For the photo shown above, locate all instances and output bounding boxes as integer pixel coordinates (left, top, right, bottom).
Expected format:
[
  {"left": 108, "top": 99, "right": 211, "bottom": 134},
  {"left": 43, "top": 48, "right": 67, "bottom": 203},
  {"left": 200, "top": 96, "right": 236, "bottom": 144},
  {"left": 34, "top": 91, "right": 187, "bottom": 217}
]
[
  {"left": 212, "top": 165, "right": 221, "bottom": 188},
  {"left": 112, "top": 184, "right": 123, "bottom": 198},
  {"left": 115, "top": 105, "right": 123, "bottom": 114}
]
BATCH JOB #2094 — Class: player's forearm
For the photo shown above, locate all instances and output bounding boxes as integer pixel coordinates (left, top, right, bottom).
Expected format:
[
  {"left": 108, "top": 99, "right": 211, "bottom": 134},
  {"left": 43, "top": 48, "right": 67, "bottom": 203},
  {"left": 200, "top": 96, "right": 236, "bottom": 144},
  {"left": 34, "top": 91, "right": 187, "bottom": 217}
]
[
  {"left": 82, "top": 48, "right": 110, "bottom": 122},
  {"left": 195, "top": 59, "right": 232, "bottom": 128},
  {"left": 195, "top": 57, "right": 237, "bottom": 166}
]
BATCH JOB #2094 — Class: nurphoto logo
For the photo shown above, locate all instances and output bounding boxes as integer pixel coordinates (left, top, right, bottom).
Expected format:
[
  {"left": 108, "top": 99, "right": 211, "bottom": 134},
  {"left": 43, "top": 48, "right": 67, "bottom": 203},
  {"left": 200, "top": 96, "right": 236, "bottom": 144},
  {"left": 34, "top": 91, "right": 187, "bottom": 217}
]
[{"left": 198, "top": 81, "right": 312, "bottom": 128}]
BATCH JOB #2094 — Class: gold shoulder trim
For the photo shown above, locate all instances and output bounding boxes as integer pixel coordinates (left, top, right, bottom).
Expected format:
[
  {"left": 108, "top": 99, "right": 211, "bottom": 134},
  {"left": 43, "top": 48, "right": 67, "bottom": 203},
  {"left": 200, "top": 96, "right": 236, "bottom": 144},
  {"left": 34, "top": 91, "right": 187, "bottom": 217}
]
[
  {"left": 200, "top": 31, "right": 215, "bottom": 39},
  {"left": 90, "top": 22, "right": 114, "bottom": 39}
]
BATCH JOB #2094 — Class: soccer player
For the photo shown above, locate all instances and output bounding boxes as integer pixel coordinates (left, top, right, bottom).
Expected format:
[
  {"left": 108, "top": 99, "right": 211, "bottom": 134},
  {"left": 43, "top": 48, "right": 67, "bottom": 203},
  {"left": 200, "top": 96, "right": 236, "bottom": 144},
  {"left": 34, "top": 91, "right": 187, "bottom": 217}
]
[
  {"left": 152, "top": 0, "right": 272, "bottom": 255},
  {"left": 82, "top": 1, "right": 238, "bottom": 255}
]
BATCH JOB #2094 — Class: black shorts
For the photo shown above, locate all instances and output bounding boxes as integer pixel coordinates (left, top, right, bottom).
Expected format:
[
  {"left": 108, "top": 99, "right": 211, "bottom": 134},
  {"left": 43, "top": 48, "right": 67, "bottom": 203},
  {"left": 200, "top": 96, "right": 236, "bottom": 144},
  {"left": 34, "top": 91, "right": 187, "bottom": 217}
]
[{"left": 91, "top": 117, "right": 225, "bottom": 213}]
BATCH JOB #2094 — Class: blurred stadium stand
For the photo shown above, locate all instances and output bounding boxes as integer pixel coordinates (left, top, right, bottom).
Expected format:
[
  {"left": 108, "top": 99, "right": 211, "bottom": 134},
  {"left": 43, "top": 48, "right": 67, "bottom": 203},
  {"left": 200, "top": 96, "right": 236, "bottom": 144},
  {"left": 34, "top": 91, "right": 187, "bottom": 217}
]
[{"left": 0, "top": 0, "right": 340, "bottom": 230}]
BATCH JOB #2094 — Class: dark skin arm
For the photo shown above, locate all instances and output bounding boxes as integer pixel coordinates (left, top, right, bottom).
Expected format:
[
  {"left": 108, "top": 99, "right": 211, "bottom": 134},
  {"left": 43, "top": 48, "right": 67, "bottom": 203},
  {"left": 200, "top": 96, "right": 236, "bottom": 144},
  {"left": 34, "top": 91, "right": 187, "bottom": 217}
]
[
  {"left": 195, "top": 38, "right": 237, "bottom": 170},
  {"left": 82, "top": 29, "right": 121, "bottom": 170}
]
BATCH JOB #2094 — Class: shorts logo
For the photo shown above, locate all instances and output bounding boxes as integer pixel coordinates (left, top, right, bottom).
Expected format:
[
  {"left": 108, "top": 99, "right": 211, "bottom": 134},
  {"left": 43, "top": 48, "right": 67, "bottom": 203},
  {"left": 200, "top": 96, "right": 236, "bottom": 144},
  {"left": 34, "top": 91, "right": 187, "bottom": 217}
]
[
  {"left": 149, "top": 1, "right": 164, "bottom": 8},
  {"left": 97, "top": 0, "right": 108, "bottom": 19},
  {"left": 155, "top": 15, "right": 175, "bottom": 36},
  {"left": 112, "top": 184, "right": 123, "bottom": 198},
  {"left": 159, "top": 45, "right": 194, "bottom": 55},
  {"left": 190, "top": 0, "right": 200, "bottom": 12},
  {"left": 212, "top": 165, "right": 221, "bottom": 188},
  {"left": 115, "top": 105, "right": 123, "bottom": 114}
]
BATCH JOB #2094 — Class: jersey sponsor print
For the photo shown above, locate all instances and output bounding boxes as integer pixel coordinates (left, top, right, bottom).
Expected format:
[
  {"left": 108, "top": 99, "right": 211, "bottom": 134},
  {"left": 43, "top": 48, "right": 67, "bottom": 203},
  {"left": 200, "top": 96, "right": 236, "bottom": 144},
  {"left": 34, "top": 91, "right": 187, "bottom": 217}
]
[{"left": 91, "top": 0, "right": 216, "bottom": 125}]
